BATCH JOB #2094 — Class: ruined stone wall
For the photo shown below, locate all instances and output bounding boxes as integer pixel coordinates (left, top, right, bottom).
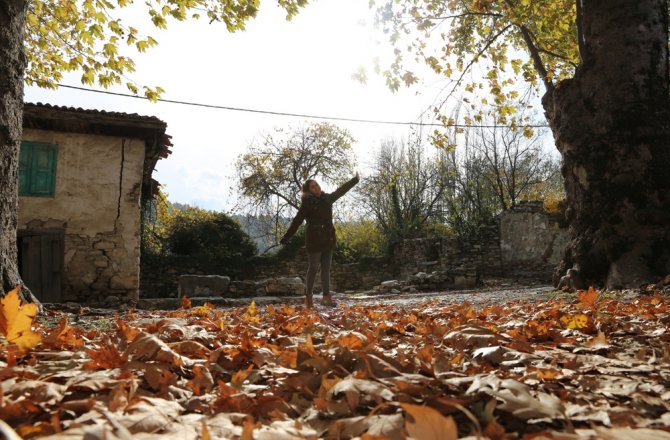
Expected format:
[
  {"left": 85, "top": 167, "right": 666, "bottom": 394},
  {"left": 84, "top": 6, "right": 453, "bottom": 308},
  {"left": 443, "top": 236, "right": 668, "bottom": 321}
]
[
  {"left": 139, "top": 202, "right": 566, "bottom": 297},
  {"left": 392, "top": 222, "right": 502, "bottom": 279},
  {"left": 141, "top": 250, "right": 396, "bottom": 298},
  {"left": 499, "top": 201, "right": 568, "bottom": 279},
  {"left": 19, "top": 129, "right": 146, "bottom": 302}
]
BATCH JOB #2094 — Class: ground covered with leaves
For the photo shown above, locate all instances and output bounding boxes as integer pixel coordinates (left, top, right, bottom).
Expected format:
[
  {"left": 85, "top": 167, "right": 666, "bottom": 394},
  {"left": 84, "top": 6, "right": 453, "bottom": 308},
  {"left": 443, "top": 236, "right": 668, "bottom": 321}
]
[{"left": 2, "top": 288, "right": 670, "bottom": 439}]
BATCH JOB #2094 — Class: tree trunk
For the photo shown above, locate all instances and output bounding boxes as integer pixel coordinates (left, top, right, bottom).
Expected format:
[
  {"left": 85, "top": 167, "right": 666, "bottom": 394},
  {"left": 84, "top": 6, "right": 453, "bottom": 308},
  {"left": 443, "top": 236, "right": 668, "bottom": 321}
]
[
  {"left": 543, "top": 0, "right": 670, "bottom": 288},
  {"left": 0, "top": 0, "right": 32, "bottom": 299}
]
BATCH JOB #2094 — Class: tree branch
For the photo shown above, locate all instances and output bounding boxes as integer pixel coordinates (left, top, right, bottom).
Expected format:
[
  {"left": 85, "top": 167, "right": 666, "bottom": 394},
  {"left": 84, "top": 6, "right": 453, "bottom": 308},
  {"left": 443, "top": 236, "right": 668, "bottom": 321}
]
[
  {"left": 575, "top": 0, "right": 587, "bottom": 63},
  {"left": 442, "top": 23, "right": 513, "bottom": 104},
  {"left": 516, "top": 24, "right": 555, "bottom": 93}
]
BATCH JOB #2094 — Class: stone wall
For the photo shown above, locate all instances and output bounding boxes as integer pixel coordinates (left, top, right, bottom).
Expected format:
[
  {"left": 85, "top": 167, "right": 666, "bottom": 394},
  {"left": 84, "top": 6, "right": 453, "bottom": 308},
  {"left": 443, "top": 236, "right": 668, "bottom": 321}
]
[
  {"left": 499, "top": 201, "right": 568, "bottom": 279},
  {"left": 392, "top": 222, "right": 502, "bottom": 280},
  {"left": 19, "top": 129, "right": 146, "bottom": 302},
  {"left": 249, "top": 251, "right": 396, "bottom": 294},
  {"left": 140, "top": 250, "right": 396, "bottom": 298},
  {"left": 139, "top": 201, "right": 567, "bottom": 297}
]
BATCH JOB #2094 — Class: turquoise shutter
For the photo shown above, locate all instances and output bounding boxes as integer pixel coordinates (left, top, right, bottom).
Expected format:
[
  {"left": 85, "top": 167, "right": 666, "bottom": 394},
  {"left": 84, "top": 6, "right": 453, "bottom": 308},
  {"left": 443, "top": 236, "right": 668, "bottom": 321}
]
[
  {"left": 29, "top": 143, "right": 57, "bottom": 195},
  {"left": 19, "top": 141, "right": 57, "bottom": 197}
]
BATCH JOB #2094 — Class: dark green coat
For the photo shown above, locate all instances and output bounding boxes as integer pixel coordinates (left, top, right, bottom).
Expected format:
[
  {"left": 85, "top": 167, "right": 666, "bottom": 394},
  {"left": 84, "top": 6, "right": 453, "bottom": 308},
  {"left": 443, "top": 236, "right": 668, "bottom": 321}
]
[{"left": 281, "top": 176, "right": 359, "bottom": 252}]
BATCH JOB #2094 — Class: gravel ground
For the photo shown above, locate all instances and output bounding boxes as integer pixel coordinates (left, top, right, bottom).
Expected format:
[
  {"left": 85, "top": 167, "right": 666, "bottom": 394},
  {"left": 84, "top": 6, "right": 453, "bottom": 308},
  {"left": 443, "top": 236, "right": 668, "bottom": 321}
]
[
  {"left": 41, "top": 279, "right": 588, "bottom": 314},
  {"left": 342, "top": 283, "right": 557, "bottom": 308}
]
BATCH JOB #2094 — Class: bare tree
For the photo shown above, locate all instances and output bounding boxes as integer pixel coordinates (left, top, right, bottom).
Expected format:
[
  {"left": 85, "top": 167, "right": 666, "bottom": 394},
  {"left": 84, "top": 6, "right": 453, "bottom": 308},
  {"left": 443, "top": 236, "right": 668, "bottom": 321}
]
[
  {"left": 357, "top": 132, "right": 449, "bottom": 248},
  {"left": 467, "top": 119, "right": 562, "bottom": 211}
]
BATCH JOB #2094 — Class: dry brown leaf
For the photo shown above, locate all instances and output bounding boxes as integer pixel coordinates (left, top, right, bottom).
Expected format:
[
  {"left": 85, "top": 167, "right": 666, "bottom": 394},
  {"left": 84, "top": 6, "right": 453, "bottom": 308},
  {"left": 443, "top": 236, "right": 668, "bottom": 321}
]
[
  {"left": 443, "top": 325, "right": 497, "bottom": 350},
  {"left": 401, "top": 403, "right": 458, "bottom": 440},
  {"left": 578, "top": 287, "right": 600, "bottom": 308},
  {"left": 186, "top": 364, "right": 215, "bottom": 395},
  {"left": 328, "top": 377, "right": 394, "bottom": 411},
  {"left": 585, "top": 331, "right": 610, "bottom": 349},
  {"left": 124, "top": 332, "right": 193, "bottom": 366},
  {"left": 43, "top": 317, "right": 85, "bottom": 349},
  {"left": 180, "top": 296, "right": 192, "bottom": 309}
]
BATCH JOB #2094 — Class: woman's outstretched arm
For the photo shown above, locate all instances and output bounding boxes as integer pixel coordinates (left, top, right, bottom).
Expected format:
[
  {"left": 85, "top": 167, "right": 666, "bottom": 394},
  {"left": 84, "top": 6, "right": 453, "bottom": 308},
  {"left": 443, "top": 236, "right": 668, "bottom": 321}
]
[
  {"left": 280, "top": 203, "right": 308, "bottom": 244},
  {"left": 329, "top": 174, "right": 359, "bottom": 203}
]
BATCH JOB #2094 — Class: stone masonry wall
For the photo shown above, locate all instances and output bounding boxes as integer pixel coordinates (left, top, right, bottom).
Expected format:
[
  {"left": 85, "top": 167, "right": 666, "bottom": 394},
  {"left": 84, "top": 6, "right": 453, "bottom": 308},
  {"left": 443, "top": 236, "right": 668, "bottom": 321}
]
[
  {"left": 19, "top": 129, "right": 146, "bottom": 302},
  {"left": 140, "top": 201, "right": 567, "bottom": 297},
  {"left": 392, "top": 222, "right": 502, "bottom": 280},
  {"left": 499, "top": 201, "right": 568, "bottom": 279},
  {"left": 141, "top": 250, "right": 396, "bottom": 298}
]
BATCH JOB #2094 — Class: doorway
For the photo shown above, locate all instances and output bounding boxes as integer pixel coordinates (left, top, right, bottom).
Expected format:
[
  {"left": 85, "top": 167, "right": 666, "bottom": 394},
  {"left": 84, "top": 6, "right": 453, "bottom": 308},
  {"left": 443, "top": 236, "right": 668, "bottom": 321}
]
[{"left": 18, "top": 230, "right": 64, "bottom": 302}]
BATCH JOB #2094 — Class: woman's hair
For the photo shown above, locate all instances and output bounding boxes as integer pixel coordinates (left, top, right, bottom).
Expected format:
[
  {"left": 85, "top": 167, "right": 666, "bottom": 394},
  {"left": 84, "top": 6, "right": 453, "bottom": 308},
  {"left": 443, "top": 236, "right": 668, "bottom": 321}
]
[{"left": 301, "top": 179, "right": 316, "bottom": 199}]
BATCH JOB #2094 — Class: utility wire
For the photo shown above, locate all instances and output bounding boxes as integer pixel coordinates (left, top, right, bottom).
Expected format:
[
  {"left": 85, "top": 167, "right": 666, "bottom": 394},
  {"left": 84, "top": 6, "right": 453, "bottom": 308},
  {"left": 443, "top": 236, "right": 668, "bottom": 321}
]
[{"left": 57, "top": 83, "right": 551, "bottom": 128}]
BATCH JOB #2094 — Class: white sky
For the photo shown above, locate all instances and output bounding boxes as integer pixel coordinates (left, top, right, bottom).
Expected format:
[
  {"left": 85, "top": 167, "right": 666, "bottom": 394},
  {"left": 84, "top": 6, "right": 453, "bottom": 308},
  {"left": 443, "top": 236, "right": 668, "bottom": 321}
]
[{"left": 24, "top": 0, "right": 444, "bottom": 212}]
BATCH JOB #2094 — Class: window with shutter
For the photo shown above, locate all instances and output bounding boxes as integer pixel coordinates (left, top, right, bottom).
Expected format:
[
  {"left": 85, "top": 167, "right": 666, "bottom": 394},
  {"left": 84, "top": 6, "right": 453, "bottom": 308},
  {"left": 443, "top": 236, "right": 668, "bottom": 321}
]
[{"left": 19, "top": 141, "right": 57, "bottom": 197}]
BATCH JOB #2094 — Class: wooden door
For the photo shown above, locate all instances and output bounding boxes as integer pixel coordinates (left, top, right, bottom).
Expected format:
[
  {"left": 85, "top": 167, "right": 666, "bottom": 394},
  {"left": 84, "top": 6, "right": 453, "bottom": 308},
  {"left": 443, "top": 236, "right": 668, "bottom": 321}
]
[{"left": 18, "top": 231, "right": 63, "bottom": 302}]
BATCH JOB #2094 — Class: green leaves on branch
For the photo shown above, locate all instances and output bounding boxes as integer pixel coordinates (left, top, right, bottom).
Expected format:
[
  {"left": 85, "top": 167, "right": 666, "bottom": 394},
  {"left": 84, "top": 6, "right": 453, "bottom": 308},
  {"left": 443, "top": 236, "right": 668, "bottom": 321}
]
[
  {"left": 24, "top": 0, "right": 307, "bottom": 100},
  {"left": 371, "top": 0, "right": 579, "bottom": 144}
]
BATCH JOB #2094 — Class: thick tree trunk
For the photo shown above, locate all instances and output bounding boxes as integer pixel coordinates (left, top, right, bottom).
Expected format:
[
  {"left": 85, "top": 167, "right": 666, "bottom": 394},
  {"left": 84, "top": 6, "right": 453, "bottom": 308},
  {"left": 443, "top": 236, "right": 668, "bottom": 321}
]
[
  {"left": 543, "top": 0, "right": 670, "bottom": 288},
  {"left": 0, "top": 0, "right": 32, "bottom": 299}
]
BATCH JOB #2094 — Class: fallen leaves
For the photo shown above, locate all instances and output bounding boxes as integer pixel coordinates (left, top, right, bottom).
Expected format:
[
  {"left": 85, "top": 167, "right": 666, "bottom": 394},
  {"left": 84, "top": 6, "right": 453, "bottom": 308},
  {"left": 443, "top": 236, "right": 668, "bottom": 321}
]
[{"left": 1, "top": 288, "right": 670, "bottom": 438}]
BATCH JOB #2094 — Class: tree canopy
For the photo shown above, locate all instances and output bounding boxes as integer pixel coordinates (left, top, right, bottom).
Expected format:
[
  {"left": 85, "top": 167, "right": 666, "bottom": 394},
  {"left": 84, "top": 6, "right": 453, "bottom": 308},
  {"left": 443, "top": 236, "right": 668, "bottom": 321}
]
[
  {"left": 372, "top": 0, "right": 668, "bottom": 123},
  {"left": 24, "top": 0, "right": 308, "bottom": 98}
]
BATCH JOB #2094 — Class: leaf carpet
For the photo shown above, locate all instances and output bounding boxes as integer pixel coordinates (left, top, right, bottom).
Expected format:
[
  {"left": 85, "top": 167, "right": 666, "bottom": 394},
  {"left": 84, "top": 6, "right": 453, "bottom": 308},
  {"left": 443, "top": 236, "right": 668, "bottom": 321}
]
[{"left": 2, "top": 288, "right": 670, "bottom": 439}]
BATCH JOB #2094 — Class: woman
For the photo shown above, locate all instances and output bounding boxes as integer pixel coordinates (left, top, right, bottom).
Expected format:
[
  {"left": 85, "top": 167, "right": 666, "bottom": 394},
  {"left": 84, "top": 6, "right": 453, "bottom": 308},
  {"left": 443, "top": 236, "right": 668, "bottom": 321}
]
[{"left": 280, "top": 174, "right": 359, "bottom": 307}]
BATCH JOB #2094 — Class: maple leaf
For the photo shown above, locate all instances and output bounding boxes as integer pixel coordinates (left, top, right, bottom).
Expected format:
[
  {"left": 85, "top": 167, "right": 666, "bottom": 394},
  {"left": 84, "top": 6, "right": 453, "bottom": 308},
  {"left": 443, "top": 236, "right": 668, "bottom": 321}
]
[
  {"left": 116, "top": 318, "right": 141, "bottom": 343},
  {"left": 84, "top": 339, "right": 128, "bottom": 370},
  {"left": 180, "top": 296, "right": 192, "bottom": 309},
  {"left": 243, "top": 300, "right": 260, "bottom": 323},
  {"left": 187, "top": 365, "right": 215, "bottom": 396},
  {"left": 231, "top": 365, "right": 254, "bottom": 389},
  {"left": 578, "top": 287, "right": 600, "bottom": 308},
  {"left": 43, "top": 316, "right": 84, "bottom": 349},
  {"left": 0, "top": 287, "right": 41, "bottom": 352}
]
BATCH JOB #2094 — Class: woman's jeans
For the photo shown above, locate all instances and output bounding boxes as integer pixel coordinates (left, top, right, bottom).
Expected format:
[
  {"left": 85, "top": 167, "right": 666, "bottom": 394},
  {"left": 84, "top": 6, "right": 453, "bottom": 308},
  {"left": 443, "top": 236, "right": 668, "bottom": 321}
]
[{"left": 306, "top": 250, "right": 333, "bottom": 296}]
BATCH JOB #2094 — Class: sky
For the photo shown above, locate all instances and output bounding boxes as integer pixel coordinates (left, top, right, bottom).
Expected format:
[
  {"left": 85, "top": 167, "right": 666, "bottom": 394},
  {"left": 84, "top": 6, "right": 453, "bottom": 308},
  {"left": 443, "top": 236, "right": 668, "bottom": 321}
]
[{"left": 24, "top": 0, "right": 445, "bottom": 212}]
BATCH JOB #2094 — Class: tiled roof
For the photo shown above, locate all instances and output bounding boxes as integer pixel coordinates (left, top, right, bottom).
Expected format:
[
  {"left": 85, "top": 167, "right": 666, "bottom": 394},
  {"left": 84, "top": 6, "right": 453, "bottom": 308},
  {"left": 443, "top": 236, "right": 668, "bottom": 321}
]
[
  {"left": 25, "top": 102, "right": 164, "bottom": 123},
  {"left": 23, "top": 102, "right": 167, "bottom": 138}
]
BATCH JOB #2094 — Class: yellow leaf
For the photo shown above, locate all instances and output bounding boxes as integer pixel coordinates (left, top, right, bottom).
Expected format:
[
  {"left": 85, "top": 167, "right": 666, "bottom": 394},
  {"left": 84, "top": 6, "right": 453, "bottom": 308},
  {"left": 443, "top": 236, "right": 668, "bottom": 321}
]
[
  {"left": 0, "top": 287, "right": 41, "bottom": 352},
  {"left": 401, "top": 403, "right": 457, "bottom": 440},
  {"left": 231, "top": 365, "right": 253, "bottom": 389},
  {"left": 560, "top": 313, "right": 590, "bottom": 330},
  {"left": 247, "top": 300, "right": 257, "bottom": 316},
  {"left": 201, "top": 419, "right": 211, "bottom": 440}
]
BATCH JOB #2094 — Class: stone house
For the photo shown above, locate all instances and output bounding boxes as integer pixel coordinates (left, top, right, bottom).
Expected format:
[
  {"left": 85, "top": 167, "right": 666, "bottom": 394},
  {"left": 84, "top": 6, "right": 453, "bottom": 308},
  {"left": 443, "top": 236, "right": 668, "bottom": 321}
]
[{"left": 18, "top": 103, "right": 172, "bottom": 303}]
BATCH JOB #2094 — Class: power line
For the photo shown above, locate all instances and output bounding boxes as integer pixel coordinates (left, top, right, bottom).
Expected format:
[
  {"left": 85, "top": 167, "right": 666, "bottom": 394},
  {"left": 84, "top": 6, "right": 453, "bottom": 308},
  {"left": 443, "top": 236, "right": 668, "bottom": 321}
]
[{"left": 56, "top": 83, "right": 551, "bottom": 129}]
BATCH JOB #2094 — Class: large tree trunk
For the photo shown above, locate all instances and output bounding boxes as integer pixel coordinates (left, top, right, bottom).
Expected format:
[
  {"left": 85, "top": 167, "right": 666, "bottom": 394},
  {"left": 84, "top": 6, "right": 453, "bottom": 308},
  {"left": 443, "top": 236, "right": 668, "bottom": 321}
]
[
  {"left": 543, "top": 0, "right": 670, "bottom": 289},
  {"left": 0, "top": 0, "right": 30, "bottom": 296}
]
